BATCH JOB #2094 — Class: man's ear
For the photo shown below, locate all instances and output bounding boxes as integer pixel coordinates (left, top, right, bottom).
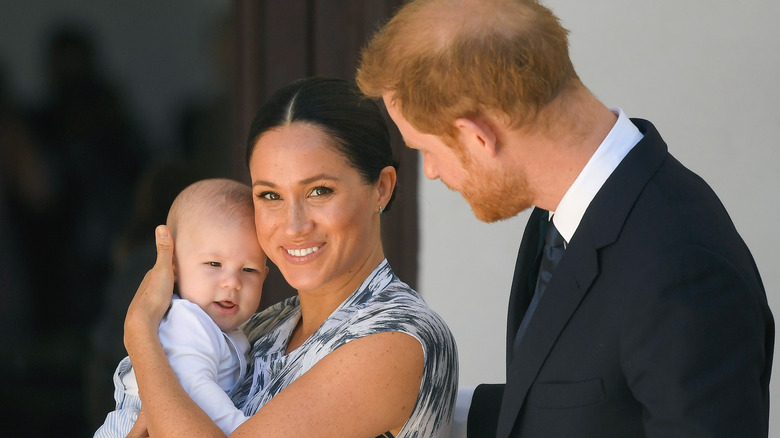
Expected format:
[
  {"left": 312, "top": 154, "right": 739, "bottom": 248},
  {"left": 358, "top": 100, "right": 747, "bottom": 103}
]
[{"left": 454, "top": 117, "right": 498, "bottom": 158}]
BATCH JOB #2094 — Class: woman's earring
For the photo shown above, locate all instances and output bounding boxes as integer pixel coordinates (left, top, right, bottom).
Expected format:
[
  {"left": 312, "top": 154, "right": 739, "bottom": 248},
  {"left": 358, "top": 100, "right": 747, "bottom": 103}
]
[{"left": 379, "top": 206, "right": 384, "bottom": 215}]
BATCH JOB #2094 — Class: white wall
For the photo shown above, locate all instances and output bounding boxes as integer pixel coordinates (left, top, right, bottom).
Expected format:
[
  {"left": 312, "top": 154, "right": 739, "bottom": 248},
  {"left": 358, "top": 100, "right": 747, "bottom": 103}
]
[{"left": 418, "top": 0, "right": 780, "bottom": 433}]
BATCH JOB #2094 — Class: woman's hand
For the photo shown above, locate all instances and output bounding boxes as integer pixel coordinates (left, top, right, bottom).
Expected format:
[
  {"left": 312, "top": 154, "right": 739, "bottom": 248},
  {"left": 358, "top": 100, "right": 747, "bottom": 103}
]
[
  {"left": 121, "top": 225, "right": 225, "bottom": 437},
  {"left": 124, "top": 225, "right": 175, "bottom": 353},
  {"left": 126, "top": 409, "right": 149, "bottom": 438}
]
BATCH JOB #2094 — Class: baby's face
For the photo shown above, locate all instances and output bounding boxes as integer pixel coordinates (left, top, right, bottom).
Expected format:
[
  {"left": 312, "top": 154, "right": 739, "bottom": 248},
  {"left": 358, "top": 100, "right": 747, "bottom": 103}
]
[{"left": 174, "top": 216, "right": 267, "bottom": 332}]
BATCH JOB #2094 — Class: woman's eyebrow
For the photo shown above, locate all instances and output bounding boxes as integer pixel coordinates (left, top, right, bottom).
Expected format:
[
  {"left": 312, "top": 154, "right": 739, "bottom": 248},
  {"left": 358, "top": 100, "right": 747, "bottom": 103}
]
[
  {"left": 299, "top": 174, "right": 340, "bottom": 185},
  {"left": 252, "top": 174, "right": 340, "bottom": 188},
  {"left": 252, "top": 179, "right": 275, "bottom": 189}
]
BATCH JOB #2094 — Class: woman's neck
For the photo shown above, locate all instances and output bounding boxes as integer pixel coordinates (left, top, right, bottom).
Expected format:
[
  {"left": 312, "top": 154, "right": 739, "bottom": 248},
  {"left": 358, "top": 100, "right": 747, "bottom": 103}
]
[{"left": 287, "top": 250, "right": 385, "bottom": 353}]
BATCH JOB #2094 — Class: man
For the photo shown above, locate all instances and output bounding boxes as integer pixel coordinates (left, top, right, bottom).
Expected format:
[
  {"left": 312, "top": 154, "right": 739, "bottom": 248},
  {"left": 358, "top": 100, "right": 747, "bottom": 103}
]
[{"left": 357, "top": 0, "right": 773, "bottom": 437}]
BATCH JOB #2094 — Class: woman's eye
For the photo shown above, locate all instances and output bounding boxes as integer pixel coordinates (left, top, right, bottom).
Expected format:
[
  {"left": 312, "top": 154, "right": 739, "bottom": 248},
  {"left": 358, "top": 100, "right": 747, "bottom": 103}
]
[
  {"left": 310, "top": 186, "right": 333, "bottom": 197},
  {"left": 208, "top": 261, "right": 221, "bottom": 267},
  {"left": 258, "top": 191, "right": 280, "bottom": 201}
]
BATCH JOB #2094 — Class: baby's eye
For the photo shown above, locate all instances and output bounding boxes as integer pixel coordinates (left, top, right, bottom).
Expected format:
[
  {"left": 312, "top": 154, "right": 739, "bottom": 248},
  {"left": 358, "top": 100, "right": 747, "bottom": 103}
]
[
  {"left": 310, "top": 186, "right": 333, "bottom": 197},
  {"left": 243, "top": 267, "right": 258, "bottom": 273},
  {"left": 208, "top": 261, "right": 222, "bottom": 267}
]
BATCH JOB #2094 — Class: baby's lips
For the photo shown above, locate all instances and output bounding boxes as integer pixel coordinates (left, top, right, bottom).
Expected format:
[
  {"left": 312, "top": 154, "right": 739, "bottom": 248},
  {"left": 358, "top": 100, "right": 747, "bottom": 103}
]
[{"left": 215, "top": 300, "right": 236, "bottom": 309}]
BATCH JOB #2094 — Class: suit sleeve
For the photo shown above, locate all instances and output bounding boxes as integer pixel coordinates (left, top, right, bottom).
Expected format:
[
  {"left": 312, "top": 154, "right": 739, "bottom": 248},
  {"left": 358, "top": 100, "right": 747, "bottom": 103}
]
[
  {"left": 621, "top": 243, "right": 771, "bottom": 437},
  {"left": 467, "top": 383, "right": 504, "bottom": 437}
]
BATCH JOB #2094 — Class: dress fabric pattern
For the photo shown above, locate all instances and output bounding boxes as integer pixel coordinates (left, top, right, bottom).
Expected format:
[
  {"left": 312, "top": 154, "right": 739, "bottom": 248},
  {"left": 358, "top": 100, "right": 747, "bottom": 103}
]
[{"left": 230, "top": 260, "right": 458, "bottom": 437}]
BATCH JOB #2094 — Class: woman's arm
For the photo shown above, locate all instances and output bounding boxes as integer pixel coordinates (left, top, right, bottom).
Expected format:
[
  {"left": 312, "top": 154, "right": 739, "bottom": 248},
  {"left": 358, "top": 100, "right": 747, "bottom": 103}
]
[
  {"left": 126, "top": 226, "right": 425, "bottom": 437},
  {"left": 124, "top": 226, "right": 224, "bottom": 437},
  {"left": 233, "top": 331, "right": 424, "bottom": 438}
]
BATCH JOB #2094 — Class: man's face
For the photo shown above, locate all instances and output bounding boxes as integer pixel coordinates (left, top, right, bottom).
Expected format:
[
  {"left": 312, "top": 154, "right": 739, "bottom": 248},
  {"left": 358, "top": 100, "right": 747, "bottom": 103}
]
[
  {"left": 382, "top": 94, "right": 533, "bottom": 223},
  {"left": 382, "top": 94, "right": 468, "bottom": 188}
]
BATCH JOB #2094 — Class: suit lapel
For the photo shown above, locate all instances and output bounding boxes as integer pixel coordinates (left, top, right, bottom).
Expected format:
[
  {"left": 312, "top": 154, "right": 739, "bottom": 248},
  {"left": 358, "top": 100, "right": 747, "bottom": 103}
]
[
  {"left": 505, "top": 208, "right": 547, "bottom": 369},
  {"left": 496, "top": 119, "right": 669, "bottom": 438},
  {"left": 497, "top": 227, "right": 600, "bottom": 438}
]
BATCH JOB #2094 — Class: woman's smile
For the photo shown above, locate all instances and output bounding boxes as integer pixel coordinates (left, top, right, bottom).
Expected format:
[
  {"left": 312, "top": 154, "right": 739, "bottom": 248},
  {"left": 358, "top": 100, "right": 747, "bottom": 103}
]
[{"left": 286, "top": 245, "right": 321, "bottom": 257}]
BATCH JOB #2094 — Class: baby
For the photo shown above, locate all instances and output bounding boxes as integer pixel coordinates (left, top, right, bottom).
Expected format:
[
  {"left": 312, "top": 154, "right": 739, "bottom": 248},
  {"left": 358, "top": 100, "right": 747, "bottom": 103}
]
[{"left": 95, "top": 178, "right": 267, "bottom": 437}]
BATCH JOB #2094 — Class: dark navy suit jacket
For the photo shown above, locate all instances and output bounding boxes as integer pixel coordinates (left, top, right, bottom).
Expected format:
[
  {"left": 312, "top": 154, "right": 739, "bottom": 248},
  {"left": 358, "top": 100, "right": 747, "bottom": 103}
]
[{"left": 468, "top": 119, "right": 773, "bottom": 438}]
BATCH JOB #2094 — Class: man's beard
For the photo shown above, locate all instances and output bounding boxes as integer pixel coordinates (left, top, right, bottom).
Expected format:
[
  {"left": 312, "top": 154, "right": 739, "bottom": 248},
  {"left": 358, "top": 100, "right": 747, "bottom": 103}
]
[{"left": 456, "top": 156, "right": 534, "bottom": 223}]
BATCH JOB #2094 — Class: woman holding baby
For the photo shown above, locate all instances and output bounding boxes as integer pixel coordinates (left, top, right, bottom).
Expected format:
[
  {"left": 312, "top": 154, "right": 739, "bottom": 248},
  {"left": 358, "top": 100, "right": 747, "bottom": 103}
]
[{"left": 123, "top": 77, "right": 458, "bottom": 438}]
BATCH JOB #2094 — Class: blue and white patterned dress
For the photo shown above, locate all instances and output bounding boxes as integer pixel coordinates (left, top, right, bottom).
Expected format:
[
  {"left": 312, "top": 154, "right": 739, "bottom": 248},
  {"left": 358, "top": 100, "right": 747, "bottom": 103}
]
[{"left": 231, "top": 260, "right": 458, "bottom": 437}]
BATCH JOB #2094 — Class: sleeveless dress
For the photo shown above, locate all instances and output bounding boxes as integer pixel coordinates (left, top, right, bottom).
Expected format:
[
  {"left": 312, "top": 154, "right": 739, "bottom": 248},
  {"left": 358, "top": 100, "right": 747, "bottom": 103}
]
[{"left": 231, "top": 260, "right": 458, "bottom": 437}]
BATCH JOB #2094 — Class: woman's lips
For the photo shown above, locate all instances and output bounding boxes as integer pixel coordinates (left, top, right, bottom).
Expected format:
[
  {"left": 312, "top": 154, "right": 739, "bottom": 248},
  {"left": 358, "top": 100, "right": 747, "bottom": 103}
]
[{"left": 281, "top": 243, "right": 325, "bottom": 263}]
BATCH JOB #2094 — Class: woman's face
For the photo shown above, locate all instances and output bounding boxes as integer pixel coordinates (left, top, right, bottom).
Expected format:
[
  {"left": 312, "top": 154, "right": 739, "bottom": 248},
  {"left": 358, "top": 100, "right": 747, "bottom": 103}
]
[{"left": 248, "top": 122, "right": 392, "bottom": 296}]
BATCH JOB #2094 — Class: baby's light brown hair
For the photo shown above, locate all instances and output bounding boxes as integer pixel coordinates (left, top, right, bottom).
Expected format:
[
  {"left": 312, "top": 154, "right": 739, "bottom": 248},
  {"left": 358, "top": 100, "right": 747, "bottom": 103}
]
[{"left": 166, "top": 178, "right": 255, "bottom": 241}]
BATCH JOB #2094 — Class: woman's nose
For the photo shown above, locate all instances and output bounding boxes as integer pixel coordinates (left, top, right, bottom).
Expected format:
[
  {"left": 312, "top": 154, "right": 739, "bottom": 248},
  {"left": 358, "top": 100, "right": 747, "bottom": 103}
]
[{"left": 284, "top": 201, "right": 314, "bottom": 236}]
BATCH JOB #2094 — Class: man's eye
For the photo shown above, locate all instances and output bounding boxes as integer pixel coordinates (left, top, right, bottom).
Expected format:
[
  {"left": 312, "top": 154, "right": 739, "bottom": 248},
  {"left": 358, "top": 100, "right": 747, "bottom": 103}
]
[
  {"left": 310, "top": 186, "right": 333, "bottom": 197},
  {"left": 208, "top": 261, "right": 221, "bottom": 267}
]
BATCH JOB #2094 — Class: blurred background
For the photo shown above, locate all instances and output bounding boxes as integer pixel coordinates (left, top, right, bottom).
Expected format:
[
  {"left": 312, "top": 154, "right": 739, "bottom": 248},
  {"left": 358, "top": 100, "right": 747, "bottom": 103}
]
[
  {"left": 0, "top": 1, "right": 415, "bottom": 436},
  {"left": 2, "top": 1, "right": 779, "bottom": 437}
]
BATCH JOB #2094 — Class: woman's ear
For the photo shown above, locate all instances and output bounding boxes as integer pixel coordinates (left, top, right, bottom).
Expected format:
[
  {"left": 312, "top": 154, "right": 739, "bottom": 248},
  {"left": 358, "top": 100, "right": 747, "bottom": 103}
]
[
  {"left": 376, "top": 165, "right": 397, "bottom": 209},
  {"left": 454, "top": 117, "right": 499, "bottom": 158}
]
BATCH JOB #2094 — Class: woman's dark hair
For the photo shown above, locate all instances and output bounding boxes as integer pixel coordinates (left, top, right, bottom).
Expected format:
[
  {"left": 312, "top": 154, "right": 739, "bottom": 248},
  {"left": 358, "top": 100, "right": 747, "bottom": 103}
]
[{"left": 245, "top": 77, "right": 399, "bottom": 211}]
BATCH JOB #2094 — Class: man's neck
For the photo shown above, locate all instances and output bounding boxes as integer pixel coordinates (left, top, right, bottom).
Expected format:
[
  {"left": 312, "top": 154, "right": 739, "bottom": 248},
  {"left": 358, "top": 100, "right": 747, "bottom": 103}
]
[{"left": 510, "top": 86, "right": 617, "bottom": 212}]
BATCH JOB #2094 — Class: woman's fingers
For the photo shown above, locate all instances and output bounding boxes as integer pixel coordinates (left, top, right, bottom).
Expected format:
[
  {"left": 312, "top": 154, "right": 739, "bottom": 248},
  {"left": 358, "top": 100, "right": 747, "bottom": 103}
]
[
  {"left": 126, "top": 409, "right": 149, "bottom": 438},
  {"left": 125, "top": 225, "right": 176, "bottom": 347},
  {"left": 146, "top": 225, "right": 175, "bottom": 307},
  {"left": 141, "top": 225, "right": 175, "bottom": 308},
  {"left": 146, "top": 225, "right": 175, "bottom": 304},
  {"left": 153, "top": 224, "right": 174, "bottom": 274}
]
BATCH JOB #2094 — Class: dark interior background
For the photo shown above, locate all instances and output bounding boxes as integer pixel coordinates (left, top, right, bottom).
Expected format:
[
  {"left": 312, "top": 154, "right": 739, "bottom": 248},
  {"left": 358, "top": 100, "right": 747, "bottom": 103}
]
[{"left": 0, "top": 1, "right": 416, "bottom": 436}]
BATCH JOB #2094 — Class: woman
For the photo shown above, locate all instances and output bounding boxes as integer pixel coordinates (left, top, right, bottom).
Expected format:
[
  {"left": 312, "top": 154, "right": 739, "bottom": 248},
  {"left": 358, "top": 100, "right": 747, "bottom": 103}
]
[{"left": 124, "top": 77, "right": 458, "bottom": 437}]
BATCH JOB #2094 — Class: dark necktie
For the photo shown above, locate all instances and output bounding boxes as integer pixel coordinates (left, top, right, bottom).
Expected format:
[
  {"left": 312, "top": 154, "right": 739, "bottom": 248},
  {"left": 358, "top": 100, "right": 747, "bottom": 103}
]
[{"left": 513, "top": 216, "right": 566, "bottom": 351}]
